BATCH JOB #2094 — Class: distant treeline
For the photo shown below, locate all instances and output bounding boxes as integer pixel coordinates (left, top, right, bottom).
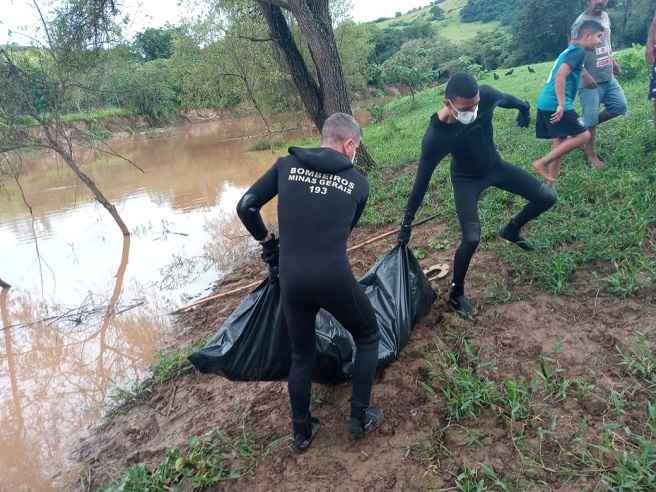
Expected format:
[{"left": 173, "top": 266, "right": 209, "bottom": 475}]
[{"left": 4, "top": 0, "right": 654, "bottom": 126}]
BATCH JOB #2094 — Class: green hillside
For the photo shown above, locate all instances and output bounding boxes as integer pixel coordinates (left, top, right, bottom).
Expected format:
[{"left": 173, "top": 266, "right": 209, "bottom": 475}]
[{"left": 372, "top": 0, "right": 501, "bottom": 42}]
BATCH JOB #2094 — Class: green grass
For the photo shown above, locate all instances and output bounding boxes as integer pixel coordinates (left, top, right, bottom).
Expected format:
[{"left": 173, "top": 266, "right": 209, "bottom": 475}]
[
  {"left": 361, "top": 53, "right": 656, "bottom": 296},
  {"left": 102, "top": 431, "right": 257, "bottom": 491},
  {"left": 373, "top": 0, "right": 502, "bottom": 42},
  {"left": 415, "top": 332, "right": 656, "bottom": 490},
  {"left": 104, "top": 340, "right": 204, "bottom": 422}
]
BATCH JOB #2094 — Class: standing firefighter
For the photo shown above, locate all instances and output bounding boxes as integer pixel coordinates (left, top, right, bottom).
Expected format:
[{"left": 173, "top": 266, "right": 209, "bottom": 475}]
[
  {"left": 398, "top": 73, "right": 557, "bottom": 317},
  {"left": 236, "top": 113, "right": 383, "bottom": 451}
]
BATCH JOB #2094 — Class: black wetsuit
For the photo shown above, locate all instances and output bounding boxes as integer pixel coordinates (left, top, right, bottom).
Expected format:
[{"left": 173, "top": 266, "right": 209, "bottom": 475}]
[
  {"left": 237, "top": 147, "right": 380, "bottom": 437},
  {"left": 402, "top": 85, "right": 557, "bottom": 296}
]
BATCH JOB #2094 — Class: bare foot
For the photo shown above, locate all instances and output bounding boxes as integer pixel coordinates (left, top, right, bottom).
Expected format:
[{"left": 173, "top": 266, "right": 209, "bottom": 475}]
[
  {"left": 587, "top": 155, "right": 605, "bottom": 169},
  {"left": 533, "top": 160, "right": 555, "bottom": 184}
]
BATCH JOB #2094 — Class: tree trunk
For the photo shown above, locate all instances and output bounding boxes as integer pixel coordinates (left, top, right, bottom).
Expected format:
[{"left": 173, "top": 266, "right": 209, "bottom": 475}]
[
  {"left": 256, "top": 0, "right": 376, "bottom": 172},
  {"left": 258, "top": 2, "right": 327, "bottom": 129},
  {"left": 290, "top": 0, "right": 351, "bottom": 115}
]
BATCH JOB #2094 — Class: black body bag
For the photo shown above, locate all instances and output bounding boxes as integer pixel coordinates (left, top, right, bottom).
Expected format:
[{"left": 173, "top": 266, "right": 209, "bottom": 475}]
[{"left": 189, "top": 245, "right": 436, "bottom": 383}]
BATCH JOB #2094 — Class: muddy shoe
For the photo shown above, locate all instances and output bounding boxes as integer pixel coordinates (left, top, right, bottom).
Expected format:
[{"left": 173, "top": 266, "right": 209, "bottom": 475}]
[
  {"left": 350, "top": 406, "right": 384, "bottom": 441},
  {"left": 448, "top": 293, "right": 475, "bottom": 318},
  {"left": 293, "top": 416, "right": 320, "bottom": 452},
  {"left": 499, "top": 225, "right": 534, "bottom": 252}
]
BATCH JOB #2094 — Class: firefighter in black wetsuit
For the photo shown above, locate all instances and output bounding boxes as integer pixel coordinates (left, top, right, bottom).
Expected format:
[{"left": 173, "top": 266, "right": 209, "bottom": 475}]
[
  {"left": 236, "top": 113, "right": 383, "bottom": 451},
  {"left": 398, "top": 73, "right": 557, "bottom": 317}
]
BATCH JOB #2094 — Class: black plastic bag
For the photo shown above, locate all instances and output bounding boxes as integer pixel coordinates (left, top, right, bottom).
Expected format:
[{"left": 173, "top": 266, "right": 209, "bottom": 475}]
[{"left": 189, "top": 245, "right": 436, "bottom": 383}]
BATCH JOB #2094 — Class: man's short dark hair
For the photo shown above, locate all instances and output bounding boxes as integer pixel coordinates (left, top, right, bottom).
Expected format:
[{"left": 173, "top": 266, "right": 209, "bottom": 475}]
[
  {"left": 445, "top": 72, "right": 479, "bottom": 100},
  {"left": 575, "top": 19, "right": 604, "bottom": 38}
]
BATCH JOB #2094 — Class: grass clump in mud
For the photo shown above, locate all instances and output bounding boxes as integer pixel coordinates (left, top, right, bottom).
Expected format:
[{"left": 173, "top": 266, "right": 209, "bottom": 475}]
[
  {"left": 103, "top": 430, "right": 256, "bottom": 491},
  {"left": 617, "top": 334, "right": 656, "bottom": 383},
  {"left": 414, "top": 329, "right": 656, "bottom": 490},
  {"left": 455, "top": 465, "right": 509, "bottom": 491},
  {"left": 104, "top": 340, "right": 204, "bottom": 422}
]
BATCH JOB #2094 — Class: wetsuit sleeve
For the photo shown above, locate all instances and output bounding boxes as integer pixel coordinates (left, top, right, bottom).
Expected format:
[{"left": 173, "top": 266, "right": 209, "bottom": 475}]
[
  {"left": 236, "top": 162, "right": 278, "bottom": 241},
  {"left": 402, "top": 125, "right": 449, "bottom": 225},
  {"left": 351, "top": 190, "right": 368, "bottom": 231},
  {"left": 482, "top": 85, "right": 529, "bottom": 111}
]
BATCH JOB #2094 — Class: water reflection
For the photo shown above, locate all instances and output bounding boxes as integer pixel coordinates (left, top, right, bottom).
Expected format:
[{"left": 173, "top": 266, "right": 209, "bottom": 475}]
[{"left": 0, "top": 118, "right": 288, "bottom": 489}]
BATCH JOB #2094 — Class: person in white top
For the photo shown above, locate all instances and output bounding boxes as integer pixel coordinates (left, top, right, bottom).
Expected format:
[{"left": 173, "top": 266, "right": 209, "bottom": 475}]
[{"left": 570, "top": 0, "right": 628, "bottom": 168}]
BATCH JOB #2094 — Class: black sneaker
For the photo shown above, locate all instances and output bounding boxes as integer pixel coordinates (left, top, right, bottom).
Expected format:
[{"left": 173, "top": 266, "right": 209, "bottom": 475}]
[
  {"left": 350, "top": 406, "right": 384, "bottom": 441},
  {"left": 449, "top": 293, "right": 475, "bottom": 318},
  {"left": 293, "top": 416, "right": 320, "bottom": 452},
  {"left": 499, "top": 225, "right": 534, "bottom": 251}
]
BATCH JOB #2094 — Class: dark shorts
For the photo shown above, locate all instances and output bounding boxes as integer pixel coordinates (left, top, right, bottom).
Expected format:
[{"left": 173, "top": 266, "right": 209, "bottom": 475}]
[
  {"left": 536, "top": 109, "right": 587, "bottom": 139},
  {"left": 650, "top": 64, "right": 656, "bottom": 101}
]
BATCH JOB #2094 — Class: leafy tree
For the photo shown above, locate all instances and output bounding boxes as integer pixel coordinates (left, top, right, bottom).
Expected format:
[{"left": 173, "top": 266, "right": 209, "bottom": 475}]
[
  {"left": 512, "top": 0, "right": 581, "bottom": 63},
  {"left": 335, "top": 21, "right": 371, "bottom": 96},
  {"left": 460, "top": 0, "right": 520, "bottom": 24},
  {"left": 462, "top": 30, "right": 514, "bottom": 70},
  {"left": 368, "top": 19, "right": 435, "bottom": 65},
  {"left": 134, "top": 27, "right": 176, "bottom": 61},
  {"left": 382, "top": 37, "right": 459, "bottom": 99},
  {"left": 608, "top": 0, "right": 656, "bottom": 47},
  {"left": 1, "top": 0, "right": 133, "bottom": 237},
  {"left": 430, "top": 5, "right": 445, "bottom": 21}
]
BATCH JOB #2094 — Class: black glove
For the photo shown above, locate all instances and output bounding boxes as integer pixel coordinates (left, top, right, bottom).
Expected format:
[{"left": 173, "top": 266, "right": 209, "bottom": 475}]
[
  {"left": 260, "top": 234, "right": 279, "bottom": 279},
  {"left": 398, "top": 223, "right": 412, "bottom": 246},
  {"left": 516, "top": 102, "right": 531, "bottom": 128}
]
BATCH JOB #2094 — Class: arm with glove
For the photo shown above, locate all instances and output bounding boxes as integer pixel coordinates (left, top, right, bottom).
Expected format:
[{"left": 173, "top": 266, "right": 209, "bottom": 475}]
[
  {"left": 236, "top": 163, "right": 280, "bottom": 278},
  {"left": 398, "top": 128, "right": 448, "bottom": 246},
  {"left": 495, "top": 89, "right": 531, "bottom": 128}
]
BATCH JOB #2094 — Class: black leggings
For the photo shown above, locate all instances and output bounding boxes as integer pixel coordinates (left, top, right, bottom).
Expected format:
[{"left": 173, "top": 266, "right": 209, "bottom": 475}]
[
  {"left": 280, "top": 264, "right": 380, "bottom": 435},
  {"left": 451, "top": 161, "right": 557, "bottom": 295}
]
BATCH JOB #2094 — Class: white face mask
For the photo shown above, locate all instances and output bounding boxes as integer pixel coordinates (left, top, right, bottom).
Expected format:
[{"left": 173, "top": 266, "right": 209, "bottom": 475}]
[
  {"left": 351, "top": 150, "right": 357, "bottom": 164},
  {"left": 453, "top": 104, "right": 479, "bottom": 125}
]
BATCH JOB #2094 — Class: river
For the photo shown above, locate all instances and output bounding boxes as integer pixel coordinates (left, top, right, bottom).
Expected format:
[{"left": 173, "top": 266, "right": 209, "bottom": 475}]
[{"left": 0, "top": 117, "right": 303, "bottom": 490}]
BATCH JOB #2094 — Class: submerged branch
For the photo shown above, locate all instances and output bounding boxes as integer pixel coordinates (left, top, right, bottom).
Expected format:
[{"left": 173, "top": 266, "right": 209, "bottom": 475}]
[{"left": 14, "top": 174, "right": 46, "bottom": 297}]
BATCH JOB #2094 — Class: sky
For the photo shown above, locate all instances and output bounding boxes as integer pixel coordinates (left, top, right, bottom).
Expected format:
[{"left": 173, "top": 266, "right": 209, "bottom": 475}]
[{"left": 0, "top": 0, "right": 433, "bottom": 45}]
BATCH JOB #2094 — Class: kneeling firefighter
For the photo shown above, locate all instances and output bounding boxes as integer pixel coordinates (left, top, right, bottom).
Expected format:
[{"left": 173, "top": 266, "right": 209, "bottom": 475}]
[{"left": 236, "top": 113, "right": 383, "bottom": 451}]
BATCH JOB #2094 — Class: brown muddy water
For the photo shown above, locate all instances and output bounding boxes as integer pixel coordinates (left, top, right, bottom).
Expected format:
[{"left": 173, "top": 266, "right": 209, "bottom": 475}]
[{"left": 0, "top": 117, "right": 306, "bottom": 490}]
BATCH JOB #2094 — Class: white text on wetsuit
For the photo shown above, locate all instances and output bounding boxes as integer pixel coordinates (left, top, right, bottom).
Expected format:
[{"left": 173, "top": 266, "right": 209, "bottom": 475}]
[{"left": 288, "top": 167, "right": 355, "bottom": 195}]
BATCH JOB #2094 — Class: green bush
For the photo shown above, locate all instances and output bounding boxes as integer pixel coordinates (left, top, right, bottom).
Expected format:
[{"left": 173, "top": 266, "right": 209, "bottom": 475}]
[
  {"left": 112, "top": 60, "right": 180, "bottom": 124},
  {"left": 615, "top": 44, "right": 650, "bottom": 82}
]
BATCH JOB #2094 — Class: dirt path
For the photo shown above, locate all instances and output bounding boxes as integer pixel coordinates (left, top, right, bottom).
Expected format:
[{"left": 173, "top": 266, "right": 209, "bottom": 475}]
[{"left": 67, "top": 222, "right": 656, "bottom": 491}]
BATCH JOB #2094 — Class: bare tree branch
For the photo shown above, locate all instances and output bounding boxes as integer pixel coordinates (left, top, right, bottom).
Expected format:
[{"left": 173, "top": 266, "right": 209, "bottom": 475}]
[{"left": 93, "top": 145, "right": 145, "bottom": 174}]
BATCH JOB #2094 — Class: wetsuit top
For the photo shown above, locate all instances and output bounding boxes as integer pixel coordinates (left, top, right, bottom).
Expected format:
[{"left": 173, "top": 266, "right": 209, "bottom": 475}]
[
  {"left": 402, "top": 85, "right": 529, "bottom": 225},
  {"left": 237, "top": 146, "right": 369, "bottom": 265}
]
